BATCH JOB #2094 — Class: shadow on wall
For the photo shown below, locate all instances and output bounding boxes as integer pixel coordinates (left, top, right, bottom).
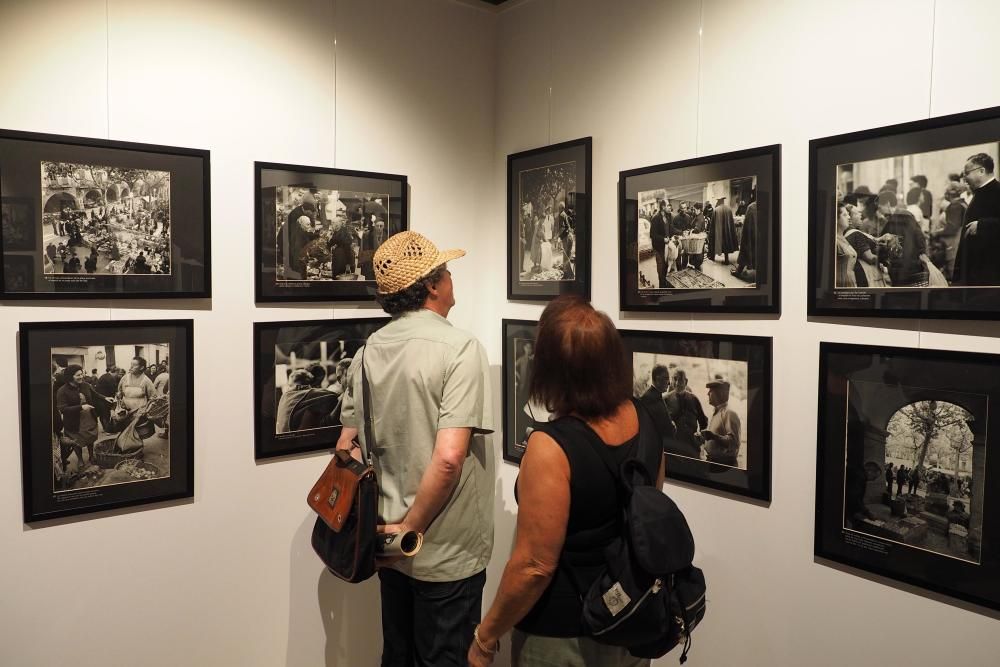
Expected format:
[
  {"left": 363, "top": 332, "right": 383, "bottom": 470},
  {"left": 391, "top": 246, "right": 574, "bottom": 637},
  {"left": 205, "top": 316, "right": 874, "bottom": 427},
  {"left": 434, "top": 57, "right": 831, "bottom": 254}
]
[{"left": 286, "top": 513, "right": 382, "bottom": 666}]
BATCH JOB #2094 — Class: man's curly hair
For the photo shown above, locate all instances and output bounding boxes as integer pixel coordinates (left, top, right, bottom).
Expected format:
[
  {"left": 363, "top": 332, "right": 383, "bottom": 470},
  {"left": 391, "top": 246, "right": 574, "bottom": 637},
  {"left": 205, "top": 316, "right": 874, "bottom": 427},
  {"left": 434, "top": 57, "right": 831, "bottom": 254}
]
[{"left": 376, "top": 265, "right": 447, "bottom": 316}]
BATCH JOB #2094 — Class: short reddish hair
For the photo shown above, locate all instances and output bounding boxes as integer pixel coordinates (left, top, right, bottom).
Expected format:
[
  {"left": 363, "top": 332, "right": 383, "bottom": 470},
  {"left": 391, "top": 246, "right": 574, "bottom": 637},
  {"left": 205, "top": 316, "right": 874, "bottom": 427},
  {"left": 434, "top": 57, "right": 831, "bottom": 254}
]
[{"left": 529, "top": 295, "right": 631, "bottom": 420}]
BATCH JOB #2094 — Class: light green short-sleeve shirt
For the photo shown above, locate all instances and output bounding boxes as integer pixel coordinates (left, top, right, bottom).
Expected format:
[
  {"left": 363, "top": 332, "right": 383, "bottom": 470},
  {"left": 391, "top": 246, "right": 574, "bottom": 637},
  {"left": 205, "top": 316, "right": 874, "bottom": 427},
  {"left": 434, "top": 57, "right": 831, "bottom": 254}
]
[{"left": 341, "top": 309, "right": 494, "bottom": 582}]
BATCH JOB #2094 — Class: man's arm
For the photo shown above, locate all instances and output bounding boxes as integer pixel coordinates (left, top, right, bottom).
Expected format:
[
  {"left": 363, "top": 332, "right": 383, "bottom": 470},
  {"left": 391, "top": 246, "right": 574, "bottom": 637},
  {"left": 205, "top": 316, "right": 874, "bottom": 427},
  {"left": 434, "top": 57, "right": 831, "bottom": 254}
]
[{"left": 385, "top": 427, "right": 471, "bottom": 535}]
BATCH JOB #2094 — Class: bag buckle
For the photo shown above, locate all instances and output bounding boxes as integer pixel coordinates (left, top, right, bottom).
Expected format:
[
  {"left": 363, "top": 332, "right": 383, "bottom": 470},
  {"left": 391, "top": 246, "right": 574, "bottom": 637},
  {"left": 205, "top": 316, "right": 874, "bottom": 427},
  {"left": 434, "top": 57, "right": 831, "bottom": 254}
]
[{"left": 327, "top": 487, "right": 340, "bottom": 507}]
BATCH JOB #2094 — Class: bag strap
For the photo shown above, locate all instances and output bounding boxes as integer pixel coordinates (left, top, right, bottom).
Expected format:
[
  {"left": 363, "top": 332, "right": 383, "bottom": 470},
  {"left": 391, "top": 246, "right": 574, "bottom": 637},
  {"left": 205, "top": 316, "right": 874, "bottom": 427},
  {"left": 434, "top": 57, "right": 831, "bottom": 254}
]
[{"left": 358, "top": 347, "right": 376, "bottom": 466}]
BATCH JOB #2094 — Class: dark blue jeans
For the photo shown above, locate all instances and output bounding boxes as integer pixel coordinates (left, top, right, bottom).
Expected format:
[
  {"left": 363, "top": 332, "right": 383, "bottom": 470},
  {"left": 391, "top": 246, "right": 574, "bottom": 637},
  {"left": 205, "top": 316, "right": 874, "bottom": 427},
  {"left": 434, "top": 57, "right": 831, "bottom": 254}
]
[{"left": 378, "top": 567, "right": 486, "bottom": 667}]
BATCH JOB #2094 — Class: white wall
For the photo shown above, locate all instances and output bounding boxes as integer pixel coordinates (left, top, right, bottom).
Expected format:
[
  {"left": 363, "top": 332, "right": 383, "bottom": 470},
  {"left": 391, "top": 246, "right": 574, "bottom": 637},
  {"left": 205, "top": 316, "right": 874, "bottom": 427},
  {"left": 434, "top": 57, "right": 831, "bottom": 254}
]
[
  {"left": 0, "top": 1, "right": 495, "bottom": 665},
  {"left": 4, "top": 1, "right": 1000, "bottom": 666},
  {"left": 491, "top": 1, "right": 1000, "bottom": 666}
]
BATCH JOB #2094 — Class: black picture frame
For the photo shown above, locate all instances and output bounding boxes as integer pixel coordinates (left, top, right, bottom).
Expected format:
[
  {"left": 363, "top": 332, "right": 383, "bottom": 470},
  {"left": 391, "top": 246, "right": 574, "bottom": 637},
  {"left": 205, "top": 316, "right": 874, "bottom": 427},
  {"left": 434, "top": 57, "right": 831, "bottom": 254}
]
[
  {"left": 620, "top": 328, "right": 772, "bottom": 501},
  {"left": 0, "top": 128, "right": 211, "bottom": 299},
  {"left": 501, "top": 318, "right": 539, "bottom": 464},
  {"left": 808, "top": 105, "right": 1000, "bottom": 320},
  {"left": 619, "top": 144, "right": 781, "bottom": 313},
  {"left": 507, "top": 137, "right": 591, "bottom": 301},
  {"left": 20, "top": 319, "right": 194, "bottom": 523},
  {"left": 816, "top": 342, "right": 1000, "bottom": 611},
  {"left": 255, "top": 162, "right": 408, "bottom": 303},
  {"left": 253, "top": 317, "right": 390, "bottom": 459}
]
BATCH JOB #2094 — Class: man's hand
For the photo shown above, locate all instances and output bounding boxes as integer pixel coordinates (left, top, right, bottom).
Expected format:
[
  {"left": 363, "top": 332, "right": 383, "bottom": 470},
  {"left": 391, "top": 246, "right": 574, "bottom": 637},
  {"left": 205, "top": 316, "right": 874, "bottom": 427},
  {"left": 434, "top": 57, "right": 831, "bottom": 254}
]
[
  {"left": 375, "top": 522, "right": 409, "bottom": 568},
  {"left": 965, "top": 220, "right": 980, "bottom": 235}
]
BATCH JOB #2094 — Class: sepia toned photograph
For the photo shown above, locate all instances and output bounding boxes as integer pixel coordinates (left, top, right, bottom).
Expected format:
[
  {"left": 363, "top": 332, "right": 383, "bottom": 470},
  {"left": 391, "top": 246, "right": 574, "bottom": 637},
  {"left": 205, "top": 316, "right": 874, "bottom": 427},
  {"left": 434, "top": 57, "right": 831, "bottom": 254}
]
[
  {"left": 50, "top": 344, "right": 171, "bottom": 492},
  {"left": 254, "top": 318, "right": 389, "bottom": 459},
  {"left": 20, "top": 320, "right": 194, "bottom": 522},
  {"left": 809, "top": 105, "right": 1000, "bottom": 319},
  {"left": 833, "top": 145, "right": 999, "bottom": 290},
  {"left": 633, "top": 352, "right": 749, "bottom": 470},
  {"left": 507, "top": 138, "right": 591, "bottom": 301},
  {"left": 816, "top": 343, "right": 1000, "bottom": 611},
  {"left": 844, "top": 382, "right": 985, "bottom": 564},
  {"left": 501, "top": 320, "right": 544, "bottom": 464},
  {"left": 636, "top": 176, "right": 758, "bottom": 291},
  {"left": 255, "top": 163, "right": 407, "bottom": 302},
  {"left": 40, "top": 161, "right": 171, "bottom": 276},
  {"left": 515, "top": 162, "right": 578, "bottom": 283},
  {"left": 620, "top": 145, "right": 780, "bottom": 313},
  {"left": 0, "top": 129, "right": 210, "bottom": 299},
  {"left": 620, "top": 329, "right": 771, "bottom": 500},
  {"left": 275, "top": 186, "right": 393, "bottom": 283}
]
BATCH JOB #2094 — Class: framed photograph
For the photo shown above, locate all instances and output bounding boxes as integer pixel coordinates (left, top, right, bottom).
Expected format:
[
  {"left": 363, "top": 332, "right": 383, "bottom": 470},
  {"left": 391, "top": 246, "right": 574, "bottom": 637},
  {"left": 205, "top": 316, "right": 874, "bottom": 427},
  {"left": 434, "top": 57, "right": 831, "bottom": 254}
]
[
  {"left": 255, "top": 162, "right": 407, "bottom": 302},
  {"left": 620, "top": 328, "right": 772, "bottom": 500},
  {"left": 816, "top": 342, "right": 1000, "bottom": 611},
  {"left": 253, "top": 317, "right": 389, "bottom": 459},
  {"left": 808, "top": 105, "right": 1000, "bottom": 319},
  {"left": 501, "top": 319, "right": 541, "bottom": 464},
  {"left": 507, "top": 137, "right": 591, "bottom": 301},
  {"left": 0, "top": 129, "right": 210, "bottom": 299},
  {"left": 619, "top": 145, "right": 780, "bottom": 313},
  {"left": 20, "top": 319, "right": 193, "bottom": 523}
]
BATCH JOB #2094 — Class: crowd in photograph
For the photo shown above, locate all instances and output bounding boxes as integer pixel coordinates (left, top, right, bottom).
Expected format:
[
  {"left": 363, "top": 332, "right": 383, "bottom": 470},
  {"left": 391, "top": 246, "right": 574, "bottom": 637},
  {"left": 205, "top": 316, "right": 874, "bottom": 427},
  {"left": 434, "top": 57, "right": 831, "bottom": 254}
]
[
  {"left": 835, "top": 152, "right": 1000, "bottom": 288},
  {"left": 277, "top": 189, "right": 391, "bottom": 282},
  {"left": 43, "top": 202, "right": 170, "bottom": 275},
  {"left": 641, "top": 192, "right": 758, "bottom": 287},
  {"left": 52, "top": 356, "right": 169, "bottom": 477},
  {"left": 638, "top": 364, "right": 743, "bottom": 467},
  {"left": 274, "top": 353, "right": 353, "bottom": 434},
  {"left": 518, "top": 166, "right": 577, "bottom": 281}
]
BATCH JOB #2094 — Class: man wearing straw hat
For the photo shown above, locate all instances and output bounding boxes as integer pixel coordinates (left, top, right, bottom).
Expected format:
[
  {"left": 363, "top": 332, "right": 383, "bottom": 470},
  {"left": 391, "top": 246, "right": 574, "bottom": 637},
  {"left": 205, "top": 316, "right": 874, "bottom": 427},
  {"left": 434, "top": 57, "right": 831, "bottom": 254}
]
[{"left": 335, "top": 231, "right": 494, "bottom": 666}]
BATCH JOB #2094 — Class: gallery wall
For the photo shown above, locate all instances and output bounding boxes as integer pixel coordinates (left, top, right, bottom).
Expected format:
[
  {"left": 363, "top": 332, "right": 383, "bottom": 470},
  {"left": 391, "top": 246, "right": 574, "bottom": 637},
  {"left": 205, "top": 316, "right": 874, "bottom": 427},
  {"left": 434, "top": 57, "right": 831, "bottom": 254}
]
[
  {"left": 3, "top": 0, "right": 1000, "bottom": 666},
  {"left": 0, "top": 1, "right": 495, "bottom": 665},
  {"left": 489, "top": 1, "right": 1000, "bottom": 666}
]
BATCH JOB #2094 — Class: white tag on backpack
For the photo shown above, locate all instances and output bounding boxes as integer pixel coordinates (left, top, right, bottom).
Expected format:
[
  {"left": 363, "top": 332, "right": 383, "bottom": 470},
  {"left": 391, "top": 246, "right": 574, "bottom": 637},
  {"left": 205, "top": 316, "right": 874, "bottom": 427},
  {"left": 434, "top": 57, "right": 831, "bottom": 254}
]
[{"left": 602, "top": 582, "right": 631, "bottom": 617}]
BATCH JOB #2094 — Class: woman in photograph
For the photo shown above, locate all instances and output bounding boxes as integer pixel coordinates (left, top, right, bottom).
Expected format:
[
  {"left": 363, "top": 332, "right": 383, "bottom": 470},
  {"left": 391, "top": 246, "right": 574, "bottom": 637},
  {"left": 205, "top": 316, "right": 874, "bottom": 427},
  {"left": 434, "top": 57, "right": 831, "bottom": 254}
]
[
  {"left": 56, "top": 364, "right": 114, "bottom": 472},
  {"left": 844, "top": 204, "right": 888, "bottom": 288},
  {"left": 117, "top": 356, "right": 156, "bottom": 412},
  {"left": 835, "top": 203, "right": 859, "bottom": 288},
  {"left": 469, "top": 295, "right": 664, "bottom": 667}
]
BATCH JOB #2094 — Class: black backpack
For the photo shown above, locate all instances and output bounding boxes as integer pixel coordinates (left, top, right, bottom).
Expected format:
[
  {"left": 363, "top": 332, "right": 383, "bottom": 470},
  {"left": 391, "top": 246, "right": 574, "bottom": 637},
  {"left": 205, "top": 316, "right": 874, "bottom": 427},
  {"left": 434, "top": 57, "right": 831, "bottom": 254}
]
[{"left": 562, "top": 400, "right": 707, "bottom": 662}]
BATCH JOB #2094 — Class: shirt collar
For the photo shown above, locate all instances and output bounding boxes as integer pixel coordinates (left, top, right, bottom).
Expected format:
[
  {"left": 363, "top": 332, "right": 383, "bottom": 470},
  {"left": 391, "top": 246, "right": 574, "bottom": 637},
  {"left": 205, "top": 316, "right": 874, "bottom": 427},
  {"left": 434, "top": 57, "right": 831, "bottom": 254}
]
[
  {"left": 397, "top": 308, "right": 452, "bottom": 327},
  {"left": 978, "top": 177, "right": 997, "bottom": 190}
]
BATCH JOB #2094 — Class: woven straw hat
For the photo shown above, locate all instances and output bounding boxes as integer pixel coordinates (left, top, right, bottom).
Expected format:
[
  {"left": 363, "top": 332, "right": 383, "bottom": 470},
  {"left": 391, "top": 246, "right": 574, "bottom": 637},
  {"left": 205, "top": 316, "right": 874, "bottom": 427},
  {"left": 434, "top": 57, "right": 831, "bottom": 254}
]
[{"left": 374, "top": 231, "right": 466, "bottom": 295}]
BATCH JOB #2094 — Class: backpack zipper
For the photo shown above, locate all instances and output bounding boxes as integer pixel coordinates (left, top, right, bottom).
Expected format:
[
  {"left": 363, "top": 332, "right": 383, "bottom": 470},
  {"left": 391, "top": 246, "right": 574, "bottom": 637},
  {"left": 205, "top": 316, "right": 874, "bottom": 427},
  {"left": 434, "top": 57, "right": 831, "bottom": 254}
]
[
  {"left": 685, "top": 591, "right": 706, "bottom": 612},
  {"left": 593, "top": 578, "right": 663, "bottom": 636}
]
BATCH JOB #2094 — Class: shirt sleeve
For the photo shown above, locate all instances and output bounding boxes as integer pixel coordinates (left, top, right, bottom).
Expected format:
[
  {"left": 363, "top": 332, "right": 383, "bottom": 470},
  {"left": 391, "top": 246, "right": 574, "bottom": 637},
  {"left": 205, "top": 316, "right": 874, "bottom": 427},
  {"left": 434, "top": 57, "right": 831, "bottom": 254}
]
[
  {"left": 338, "top": 349, "right": 365, "bottom": 429},
  {"left": 438, "top": 338, "right": 494, "bottom": 433}
]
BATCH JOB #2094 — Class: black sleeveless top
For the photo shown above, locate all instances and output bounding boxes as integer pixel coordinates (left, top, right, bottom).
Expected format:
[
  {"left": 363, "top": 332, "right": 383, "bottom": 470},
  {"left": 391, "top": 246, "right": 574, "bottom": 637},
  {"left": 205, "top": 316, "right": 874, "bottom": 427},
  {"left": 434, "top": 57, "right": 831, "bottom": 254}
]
[{"left": 515, "top": 400, "right": 657, "bottom": 637}]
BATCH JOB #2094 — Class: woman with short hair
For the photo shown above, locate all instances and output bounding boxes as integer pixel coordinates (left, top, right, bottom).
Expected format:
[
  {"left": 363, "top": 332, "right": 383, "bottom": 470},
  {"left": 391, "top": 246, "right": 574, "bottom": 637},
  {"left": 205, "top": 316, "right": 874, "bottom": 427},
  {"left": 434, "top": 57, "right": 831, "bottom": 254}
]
[{"left": 469, "top": 295, "right": 665, "bottom": 667}]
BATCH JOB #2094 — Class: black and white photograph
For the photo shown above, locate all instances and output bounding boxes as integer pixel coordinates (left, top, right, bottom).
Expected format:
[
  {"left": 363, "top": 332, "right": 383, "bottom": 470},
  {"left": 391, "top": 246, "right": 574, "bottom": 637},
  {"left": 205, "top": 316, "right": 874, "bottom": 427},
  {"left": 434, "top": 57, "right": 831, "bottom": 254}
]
[
  {"left": 2, "top": 197, "right": 36, "bottom": 251},
  {"left": 621, "top": 328, "right": 771, "bottom": 500},
  {"left": 636, "top": 177, "right": 758, "bottom": 291},
  {"left": 255, "top": 163, "right": 407, "bottom": 302},
  {"left": 507, "top": 138, "right": 591, "bottom": 301},
  {"left": 0, "top": 128, "right": 210, "bottom": 299},
  {"left": 632, "top": 352, "right": 749, "bottom": 470},
  {"left": 809, "top": 105, "right": 1000, "bottom": 319},
  {"left": 50, "top": 343, "right": 172, "bottom": 492},
  {"left": 501, "top": 319, "right": 549, "bottom": 464},
  {"left": 40, "top": 161, "right": 171, "bottom": 276},
  {"left": 275, "top": 186, "right": 393, "bottom": 282},
  {"left": 20, "top": 320, "right": 193, "bottom": 522},
  {"left": 620, "top": 145, "right": 780, "bottom": 313},
  {"left": 816, "top": 343, "right": 1000, "bottom": 611},
  {"left": 254, "top": 317, "right": 389, "bottom": 459}
]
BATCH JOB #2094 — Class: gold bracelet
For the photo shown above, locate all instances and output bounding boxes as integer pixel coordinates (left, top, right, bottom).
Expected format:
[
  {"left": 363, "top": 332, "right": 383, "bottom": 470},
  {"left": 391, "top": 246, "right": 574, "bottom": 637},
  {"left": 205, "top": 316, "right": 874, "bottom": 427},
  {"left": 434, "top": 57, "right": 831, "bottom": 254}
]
[{"left": 473, "top": 624, "right": 499, "bottom": 655}]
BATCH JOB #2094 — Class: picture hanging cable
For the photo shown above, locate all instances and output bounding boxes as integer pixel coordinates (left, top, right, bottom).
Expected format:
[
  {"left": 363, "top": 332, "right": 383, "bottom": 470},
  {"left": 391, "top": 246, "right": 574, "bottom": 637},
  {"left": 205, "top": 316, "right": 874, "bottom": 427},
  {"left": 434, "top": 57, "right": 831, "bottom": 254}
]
[
  {"left": 695, "top": 0, "right": 704, "bottom": 157},
  {"left": 547, "top": 0, "right": 553, "bottom": 145},
  {"left": 105, "top": 0, "right": 111, "bottom": 140},
  {"left": 927, "top": 0, "right": 937, "bottom": 118},
  {"left": 332, "top": 0, "right": 338, "bottom": 168}
]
